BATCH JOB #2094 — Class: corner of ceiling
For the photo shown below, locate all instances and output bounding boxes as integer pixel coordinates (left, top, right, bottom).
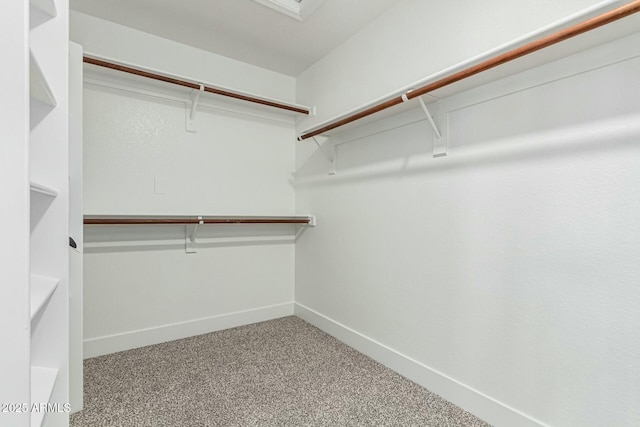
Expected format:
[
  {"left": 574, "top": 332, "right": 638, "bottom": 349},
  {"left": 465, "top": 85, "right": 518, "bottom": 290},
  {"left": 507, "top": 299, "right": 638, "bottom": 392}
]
[{"left": 250, "top": 0, "right": 326, "bottom": 22}]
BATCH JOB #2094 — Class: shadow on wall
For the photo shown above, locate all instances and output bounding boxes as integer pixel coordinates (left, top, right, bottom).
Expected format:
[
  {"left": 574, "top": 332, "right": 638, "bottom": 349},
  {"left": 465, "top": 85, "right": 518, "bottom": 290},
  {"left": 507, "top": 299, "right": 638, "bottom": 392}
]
[
  {"left": 294, "top": 111, "right": 640, "bottom": 189},
  {"left": 84, "top": 223, "right": 306, "bottom": 253}
]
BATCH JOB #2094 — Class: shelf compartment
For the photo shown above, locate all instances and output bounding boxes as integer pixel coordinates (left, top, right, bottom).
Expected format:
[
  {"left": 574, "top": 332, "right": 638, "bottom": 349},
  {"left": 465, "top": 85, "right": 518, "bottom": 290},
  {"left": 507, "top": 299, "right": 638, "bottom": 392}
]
[
  {"left": 30, "top": 181, "right": 58, "bottom": 198},
  {"left": 30, "top": 275, "right": 59, "bottom": 321},
  {"left": 30, "top": 0, "right": 57, "bottom": 18},
  {"left": 30, "top": 52, "right": 57, "bottom": 107},
  {"left": 30, "top": 366, "right": 58, "bottom": 427}
]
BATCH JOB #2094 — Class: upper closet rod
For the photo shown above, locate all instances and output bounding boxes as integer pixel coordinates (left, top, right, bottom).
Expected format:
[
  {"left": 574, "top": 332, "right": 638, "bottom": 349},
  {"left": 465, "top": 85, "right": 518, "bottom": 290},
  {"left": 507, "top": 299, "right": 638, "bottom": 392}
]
[
  {"left": 84, "top": 216, "right": 313, "bottom": 225},
  {"left": 83, "top": 56, "right": 311, "bottom": 115},
  {"left": 297, "top": 0, "right": 640, "bottom": 141}
]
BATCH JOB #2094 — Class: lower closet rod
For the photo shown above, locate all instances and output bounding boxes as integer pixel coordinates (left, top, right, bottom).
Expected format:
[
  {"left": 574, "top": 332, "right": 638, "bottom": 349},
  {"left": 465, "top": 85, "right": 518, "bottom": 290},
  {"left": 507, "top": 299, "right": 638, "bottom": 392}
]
[{"left": 84, "top": 216, "right": 313, "bottom": 225}]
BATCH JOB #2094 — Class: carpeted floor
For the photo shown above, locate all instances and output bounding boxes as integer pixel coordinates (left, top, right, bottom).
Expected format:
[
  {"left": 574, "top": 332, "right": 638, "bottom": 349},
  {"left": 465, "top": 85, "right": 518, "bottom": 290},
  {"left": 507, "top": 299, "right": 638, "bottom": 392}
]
[{"left": 71, "top": 316, "right": 491, "bottom": 426}]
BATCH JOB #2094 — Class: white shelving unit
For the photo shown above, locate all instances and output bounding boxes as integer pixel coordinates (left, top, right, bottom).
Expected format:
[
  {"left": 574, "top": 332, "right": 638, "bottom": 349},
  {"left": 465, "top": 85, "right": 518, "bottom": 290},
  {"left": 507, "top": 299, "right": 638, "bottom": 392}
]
[
  {"left": 29, "top": 53, "right": 57, "bottom": 108},
  {"left": 28, "top": 0, "right": 70, "bottom": 424},
  {"left": 0, "top": 0, "right": 68, "bottom": 419},
  {"left": 30, "top": 0, "right": 57, "bottom": 17},
  {"left": 30, "top": 367, "right": 59, "bottom": 427}
]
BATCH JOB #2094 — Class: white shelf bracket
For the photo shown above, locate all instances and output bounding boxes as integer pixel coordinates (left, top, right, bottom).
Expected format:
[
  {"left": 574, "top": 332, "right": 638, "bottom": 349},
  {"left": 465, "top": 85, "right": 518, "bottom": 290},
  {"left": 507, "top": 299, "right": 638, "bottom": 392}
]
[
  {"left": 186, "top": 84, "right": 205, "bottom": 133},
  {"left": 294, "top": 215, "right": 317, "bottom": 240},
  {"left": 416, "top": 96, "right": 448, "bottom": 158},
  {"left": 185, "top": 216, "right": 204, "bottom": 253},
  {"left": 312, "top": 137, "right": 337, "bottom": 175},
  {"left": 416, "top": 96, "right": 441, "bottom": 139}
]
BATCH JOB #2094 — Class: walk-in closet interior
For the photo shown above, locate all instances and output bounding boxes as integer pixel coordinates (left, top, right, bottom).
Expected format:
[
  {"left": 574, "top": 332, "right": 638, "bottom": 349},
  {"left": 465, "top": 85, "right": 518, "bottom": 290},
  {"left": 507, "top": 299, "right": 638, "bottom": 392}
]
[{"left": 2, "top": 0, "right": 640, "bottom": 426}]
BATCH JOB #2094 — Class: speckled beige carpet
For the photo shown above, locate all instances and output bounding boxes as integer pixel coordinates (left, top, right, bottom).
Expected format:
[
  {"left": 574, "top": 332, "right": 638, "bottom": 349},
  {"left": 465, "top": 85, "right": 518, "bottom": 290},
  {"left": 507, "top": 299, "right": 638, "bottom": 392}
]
[{"left": 71, "top": 316, "right": 490, "bottom": 427}]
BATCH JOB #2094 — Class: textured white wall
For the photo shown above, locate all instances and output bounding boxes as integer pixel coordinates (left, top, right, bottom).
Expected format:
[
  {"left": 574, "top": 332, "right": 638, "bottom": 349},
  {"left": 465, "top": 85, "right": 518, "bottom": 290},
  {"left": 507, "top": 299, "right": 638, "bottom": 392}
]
[
  {"left": 84, "top": 237, "right": 295, "bottom": 338},
  {"left": 75, "top": 16, "right": 300, "bottom": 354},
  {"left": 82, "top": 88, "right": 296, "bottom": 216},
  {"left": 295, "top": 25, "right": 640, "bottom": 427},
  {"left": 70, "top": 11, "right": 295, "bottom": 102},
  {"left": 82, "top": 84, "right": 298, "bottom": 355}
]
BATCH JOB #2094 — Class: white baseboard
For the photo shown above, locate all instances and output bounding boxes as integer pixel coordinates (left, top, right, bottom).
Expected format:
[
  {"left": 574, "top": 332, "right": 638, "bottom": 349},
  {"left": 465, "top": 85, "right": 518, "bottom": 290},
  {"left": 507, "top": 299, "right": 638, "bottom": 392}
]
[
  {"left": 84, "top": 301, "right": 549, "bottom": 426},
  {"left": 294, "top": 302, "right": 550, "bottom": 427},
  {"left": 84, "top": 302, "right": 295, "bottom": 359}
]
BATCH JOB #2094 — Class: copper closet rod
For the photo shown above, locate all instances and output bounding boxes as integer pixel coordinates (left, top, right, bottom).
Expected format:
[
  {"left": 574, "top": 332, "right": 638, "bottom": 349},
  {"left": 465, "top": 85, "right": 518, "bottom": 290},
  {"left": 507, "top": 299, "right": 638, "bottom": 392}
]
[
  {"left": 84, "top": 216, "right": 312, "bottom": 225},
  {"left": 83, "top": 56, "right": 310, "bottom": 115},
  {"left": 297, "top": 0, "right": 640, "bottom": 141}
]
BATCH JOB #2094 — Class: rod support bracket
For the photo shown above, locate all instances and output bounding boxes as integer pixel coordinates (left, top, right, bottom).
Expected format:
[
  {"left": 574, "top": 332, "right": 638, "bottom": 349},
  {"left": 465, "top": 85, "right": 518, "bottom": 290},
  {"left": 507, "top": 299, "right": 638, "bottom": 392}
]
[
  {"left": 186, "top": 84, "right": 205, "bottom": 132},
  {"left": 185, "top": 216, "right": 204, "bottom": 253},
  {"left": 416, "top": 97, "right": 447, "bottom": 158},
  {"left": 312, "top": 137, "right": 337, "bottom": 175}
]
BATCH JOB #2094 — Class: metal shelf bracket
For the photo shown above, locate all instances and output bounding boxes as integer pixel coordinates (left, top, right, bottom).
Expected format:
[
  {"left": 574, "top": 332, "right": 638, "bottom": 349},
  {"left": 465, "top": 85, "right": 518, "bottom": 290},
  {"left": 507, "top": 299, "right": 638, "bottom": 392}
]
[
  {"left": 186, "top": 84, "right": 205, "bottom": 132},
  {"left": 416, "top": 96, "right": 447, "bottom": 158},
  {"left": 312, "top": 137, "right": 337, "bottom": 175},
  {"left": 185, "top": 216, "right": 204, "bottom": 253}
]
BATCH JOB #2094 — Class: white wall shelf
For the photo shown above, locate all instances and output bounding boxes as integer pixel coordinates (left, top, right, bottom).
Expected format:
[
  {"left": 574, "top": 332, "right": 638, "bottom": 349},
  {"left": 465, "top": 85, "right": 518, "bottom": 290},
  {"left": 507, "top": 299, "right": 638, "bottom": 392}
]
[
  {"left": 30, "top": 0, "right": 57, "bottom": 18},
  {"left": 83, "top": 214, "right": 315, "bottom": 225},
  {"left": 30, "top": 53, "right": 57, "bottom": 108},
  {"left": 29, "top": 181, "right": 59, "bottom": 198},
  {"left": 27, "top": 0, "right": 70, "bottom": 422},
  {"left": 5, "top": 0, "right": 71, "bottom": 420},
  {"left": 30, "top": 275, "right": 59, "bottom": 321},
  {"left": 297, "top": 4, "right": 640, "bottom": 143},
  {"left": 30, "top": 367, "right": 58, "bottom": 427}
]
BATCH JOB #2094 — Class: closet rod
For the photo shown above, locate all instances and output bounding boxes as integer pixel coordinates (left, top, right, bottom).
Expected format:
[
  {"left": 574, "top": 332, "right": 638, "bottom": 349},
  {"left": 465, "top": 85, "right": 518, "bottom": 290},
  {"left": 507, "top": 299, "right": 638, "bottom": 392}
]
[
  {"left": 84, "top": 216, "right": 313, "bottom": 225},
  {"left": 297, "top": 0, "right": 640, "bottom": 141},
  {"left": 83, "top": 56, "right": 310, "bottom": 115}
]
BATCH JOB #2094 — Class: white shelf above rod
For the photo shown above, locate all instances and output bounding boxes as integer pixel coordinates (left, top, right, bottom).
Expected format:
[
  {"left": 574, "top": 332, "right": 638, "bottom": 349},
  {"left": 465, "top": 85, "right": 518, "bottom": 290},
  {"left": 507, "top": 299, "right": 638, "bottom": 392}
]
[
  {"left": 83, "top": 55, "right": 312, "bottom": 116},
  {"left": 30, "top": 52, "right": 57, "bottom": 107},
  {"left": 84, "top": 215, "right": 316, "bottom": 226},
  {"left": 84, "top": 215, "right": 316, "bottom": 253}
]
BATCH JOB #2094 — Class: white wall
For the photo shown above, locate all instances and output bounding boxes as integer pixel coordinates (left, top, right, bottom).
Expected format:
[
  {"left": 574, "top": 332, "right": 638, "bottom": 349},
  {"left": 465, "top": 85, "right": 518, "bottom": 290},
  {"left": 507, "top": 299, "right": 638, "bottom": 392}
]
[
  {"left": 70, "top": 11, "right": 295, "bottom": 102},
  {"left": 295, "top": 12, "right": 640, "bottom": 427},
  {"left": 72, "top": 15, "right": 300, "bottom": 357},
  {"left": 296, "top": 0, "right": 625, "bottom": 131},
  {"left": 82, "top": 85, "right": 298, "bottom": 357},
  {"left": 82, "top": 87, "right": 295, "bottom": 216}
]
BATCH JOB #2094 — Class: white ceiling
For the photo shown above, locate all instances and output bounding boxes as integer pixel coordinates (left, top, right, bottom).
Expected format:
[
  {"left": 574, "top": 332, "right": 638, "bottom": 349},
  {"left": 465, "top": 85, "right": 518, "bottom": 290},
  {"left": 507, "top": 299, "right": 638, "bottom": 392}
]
[{"left": 69, "top": 0, "right": 404, "bottom": 76}]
